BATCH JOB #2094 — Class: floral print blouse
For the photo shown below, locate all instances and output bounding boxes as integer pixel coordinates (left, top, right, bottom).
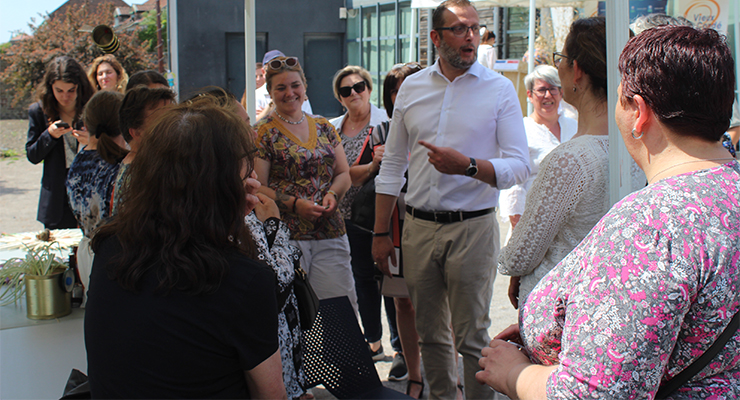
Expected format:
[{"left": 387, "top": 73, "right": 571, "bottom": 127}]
[
  {"left": 255, "top": 114, "right": 346, "bottom": 240},
  {"left": 66, "top": 149, "right": 121, "bottom": 238},
  {"left": 521, "top": 161, "right": 740, "bottom": 399}
]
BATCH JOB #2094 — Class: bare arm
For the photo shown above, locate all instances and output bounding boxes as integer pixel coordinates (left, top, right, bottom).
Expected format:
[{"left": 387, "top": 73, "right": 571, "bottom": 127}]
[
  {"left": 349, "top": 145, "right": 384, "bottom": 186},
  {"left": 476, "top": 339, "right": 555, "bottom": 400},
  {"left": 371, "top": 193, "right": 398, "bottom": 277},
  {"left": 244, "top": 350, "right": 287, "bottom": 399},
  {"left": 320, "top": 143, "right": 351, "bottom": 216}
]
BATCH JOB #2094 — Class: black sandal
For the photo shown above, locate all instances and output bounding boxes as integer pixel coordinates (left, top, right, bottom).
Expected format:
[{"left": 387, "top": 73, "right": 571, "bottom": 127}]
[{"left": 406, "top": 379, "right": 424, "bottom": 399}]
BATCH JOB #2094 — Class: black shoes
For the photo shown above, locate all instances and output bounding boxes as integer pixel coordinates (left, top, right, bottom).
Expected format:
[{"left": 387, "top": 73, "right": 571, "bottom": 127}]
[
  {"left": 388, "top": 352, "right": 408, "bottom": 381},
  {"left": 369, "top": 343, "right": 385, "bottom": 362}
]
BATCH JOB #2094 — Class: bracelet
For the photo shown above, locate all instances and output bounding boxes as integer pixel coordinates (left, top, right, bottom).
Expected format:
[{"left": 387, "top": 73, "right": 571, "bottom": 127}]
[
  {"left": 291, "top": 197, "right": 298, "bottom": 213},
  {"left": 326, "top": 190, "right": 338, "bottom": 198},
  {"left": 372, "top": 231, "right": 390, "bottom": 237}
]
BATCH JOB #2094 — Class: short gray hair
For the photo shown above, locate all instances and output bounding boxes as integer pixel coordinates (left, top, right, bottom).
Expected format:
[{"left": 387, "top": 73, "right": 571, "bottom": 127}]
[
  {"left": 630, "top": 13, "right": 693, "bottom": 35},
  {"left": 524, "top": 65, "right": 561, "bottom": 91}
]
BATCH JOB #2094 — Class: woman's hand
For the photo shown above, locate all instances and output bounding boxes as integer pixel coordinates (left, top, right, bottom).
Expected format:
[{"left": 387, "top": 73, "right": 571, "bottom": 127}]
[
  {"left": 48, "top": 120, "right": 71, "bottom": 139},
  {"left": 372, "top": 144, "right": 385, "bottom": 167},
  {"left": 494, "top": 324, "right": 523, "bottom": 344},
  {"left": 244, "top": 171, "right": 262, "bottom": 215},
  {"left": 476, "top": 339, "right": 534, "bottom": 397},
  {"left": 321, "top": 192, "right": 338, "bottom": 216},
  {"left": 72, "top": 126, "right": 89, "bottom": 147},
  {"left": 294, "top": 198, "right": 327, "bottom": 222},
  {"left": 508, "top": 276, "right": 521, "bottom": 309},
  {"left": 254, "top": 193, "right": 280, "bottom": 222}
]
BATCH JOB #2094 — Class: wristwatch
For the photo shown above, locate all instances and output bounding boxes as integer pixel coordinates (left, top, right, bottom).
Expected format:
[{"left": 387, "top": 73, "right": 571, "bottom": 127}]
[{"left": 465, "top": 157, "right": 478, "bottom": 177}]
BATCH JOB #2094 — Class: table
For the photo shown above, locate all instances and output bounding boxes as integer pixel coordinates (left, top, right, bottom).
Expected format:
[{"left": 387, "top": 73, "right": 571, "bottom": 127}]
[{"left": 0, "top": 297, "right": 86, "bottom": 399}]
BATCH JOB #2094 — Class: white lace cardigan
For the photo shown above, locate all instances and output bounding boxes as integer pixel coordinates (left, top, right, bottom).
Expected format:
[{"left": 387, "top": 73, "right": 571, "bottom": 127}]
[{"left": 498, "top": 135, "right": 616, "bottom": 303}]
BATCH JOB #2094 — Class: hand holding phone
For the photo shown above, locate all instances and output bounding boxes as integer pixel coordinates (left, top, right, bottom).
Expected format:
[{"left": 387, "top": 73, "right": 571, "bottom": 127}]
[{"left": 56, "top": 122, "right": 70, "bottom": 129}]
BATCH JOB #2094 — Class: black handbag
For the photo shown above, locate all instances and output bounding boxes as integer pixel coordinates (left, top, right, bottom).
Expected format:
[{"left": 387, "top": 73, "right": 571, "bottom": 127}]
[
  {"left": 293, "top": 265, "right": 319, "bottom": 330},
  {"left": 351, "top": 130, "right": 378, "bottom": 233},
  {"left": 351, "top": 175, "right": 376, "bottom": 233}
]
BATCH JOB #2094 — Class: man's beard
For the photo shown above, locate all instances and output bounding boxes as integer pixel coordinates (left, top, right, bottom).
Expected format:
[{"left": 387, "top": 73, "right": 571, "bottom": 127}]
[{"left": 438, "top": 37, "right": 475, "bottom": 70}]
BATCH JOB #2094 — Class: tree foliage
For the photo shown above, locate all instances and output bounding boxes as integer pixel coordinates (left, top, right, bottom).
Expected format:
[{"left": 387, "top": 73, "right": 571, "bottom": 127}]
[
  {"left": 138, "top": 9, "right": 167, "bottom": 54},
  {"left": 0, "top": 1, "right": 156, "bottom": 107}
]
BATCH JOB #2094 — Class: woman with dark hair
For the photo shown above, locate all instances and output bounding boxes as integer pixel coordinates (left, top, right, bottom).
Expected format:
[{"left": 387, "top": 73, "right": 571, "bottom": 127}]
[
  {"left": 478, "top": 25, "right": 739, "bottom": 399},
  {"left": 353, "top": 61, "right": 425, "bottom": 397},
  {"left": 66, "top": 90, "right": 128, "bottom": 304},
  {"left": 477, "top": 27, "right": 496, "bottom": 69},
  {"left": 254, "top": 57, "right": 357, "bottom": 312},
  {"left": 187, "top": 86, "right": 307, "bottom": 399},
  {"left": 125, "top": 70, "right": 169, "bottom": 91},
  {"left": 328, "top": 65, "right": 390, "bottom": 360},
  {"left": 87, "top": 54, "right": 128, "bottom": 93},
  {"left": 498, "top": 17, "right": 642, "bottom": 309},
  {"left": 86, "top": 96, "right": 287, "bottom": 399},
  {"left": 27, "top": 55, "right": 95, "bottom": 230}
]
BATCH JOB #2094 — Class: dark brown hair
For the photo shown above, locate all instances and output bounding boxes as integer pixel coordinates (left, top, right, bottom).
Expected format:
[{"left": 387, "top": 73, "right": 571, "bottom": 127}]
[
  {"left": 36, "top": 56, "right": 94, "bottom": 123},
  {"left": 125, "top": 70, "right": 169, "bottom": 91},
  {"left": 619, "top": 26, "right": 734, "bottom": 141},
  {"left": 82, "top": 90, "right": 128, "bottom": 164},
  {"left": 383, "top": 63, "right": 422, "bottom": 117},
  {"left": 119, "top": 86, "right": 175, "bottom": 142},
  {"left": 92, "top": 96, "right": 257, "bottom": 295},
  {"left": 563, "top": 17, "right": 607, "bottom": 101}
]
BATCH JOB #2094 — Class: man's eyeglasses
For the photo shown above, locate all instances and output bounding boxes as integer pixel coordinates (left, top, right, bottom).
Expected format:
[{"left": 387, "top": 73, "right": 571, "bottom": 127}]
[
  {"left": 338, "top": 81, "right": 367, "bottom": 98},
  {"left": 267, "top": 57, "right": 299, "bottom": 71},
  {"left": 436, "top": 24, "right": 481, "bottom": 38},
  {"left": 531, "top": 86, "right": 561, "bottom": 97},
  {"left": 553, "top": 52, "right": 569, "bottom": 68}
]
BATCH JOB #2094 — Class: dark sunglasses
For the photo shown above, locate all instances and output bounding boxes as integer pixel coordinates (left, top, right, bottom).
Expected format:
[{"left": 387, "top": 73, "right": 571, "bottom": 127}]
[
  {"left": 267, "top": 57, "right": 299, "bottom": 70},
  {"left": 338, "top": 81, "right": 367, "bottom": 98}
]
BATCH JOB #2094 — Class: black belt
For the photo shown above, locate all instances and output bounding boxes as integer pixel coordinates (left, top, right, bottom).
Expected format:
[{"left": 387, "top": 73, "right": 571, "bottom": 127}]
[{"left": 405, "top": 205, "right": 493, "bottom": 224}]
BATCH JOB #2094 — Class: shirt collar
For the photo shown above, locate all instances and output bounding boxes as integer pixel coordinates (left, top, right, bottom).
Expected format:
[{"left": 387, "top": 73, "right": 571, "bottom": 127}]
[{"left": 430, "top": 59, "right": 483, "bottom": 81}]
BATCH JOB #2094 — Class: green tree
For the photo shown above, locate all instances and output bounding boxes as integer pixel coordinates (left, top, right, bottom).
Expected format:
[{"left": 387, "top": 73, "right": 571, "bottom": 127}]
[
  {"left": 138, "top": 9, "right": 167, "bottom": 54},
  {"left": 0, "top": 1, "right": 156, "bottom": 107}
]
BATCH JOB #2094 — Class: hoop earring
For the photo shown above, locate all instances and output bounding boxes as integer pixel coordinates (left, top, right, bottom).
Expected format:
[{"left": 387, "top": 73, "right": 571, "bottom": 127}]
[{"left": 631, "top": 129, "right": 644, "bottom": 140}]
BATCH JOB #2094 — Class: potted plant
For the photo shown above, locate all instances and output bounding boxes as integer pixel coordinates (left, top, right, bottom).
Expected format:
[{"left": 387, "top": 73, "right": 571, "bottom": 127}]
[{"left": 0, "top": 241, "right": 73, "bottom": 319}]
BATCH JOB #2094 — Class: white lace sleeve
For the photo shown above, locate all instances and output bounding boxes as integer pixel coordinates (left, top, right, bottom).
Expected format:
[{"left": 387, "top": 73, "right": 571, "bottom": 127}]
[{"left": 498, "top": 144, "right": 589, "bottom": 276}]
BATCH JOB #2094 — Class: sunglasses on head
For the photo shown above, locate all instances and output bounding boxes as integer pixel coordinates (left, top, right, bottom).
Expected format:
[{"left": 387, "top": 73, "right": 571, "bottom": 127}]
[
  {"left": 338, "top": 81, "right": 367, "bottom": 98},
  {"left": 267, "top": 57, "right": 299, "bottom": 71}
]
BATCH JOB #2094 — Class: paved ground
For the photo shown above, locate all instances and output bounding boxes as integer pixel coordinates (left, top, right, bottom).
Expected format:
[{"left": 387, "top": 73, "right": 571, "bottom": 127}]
[{"left": 0, "top": 119, "right": 518, "bottom": 399}]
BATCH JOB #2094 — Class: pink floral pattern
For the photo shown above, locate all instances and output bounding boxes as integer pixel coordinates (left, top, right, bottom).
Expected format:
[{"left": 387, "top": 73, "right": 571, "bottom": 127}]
[{"left": 521, "top": 161, "right": 740, "bottom": 399}]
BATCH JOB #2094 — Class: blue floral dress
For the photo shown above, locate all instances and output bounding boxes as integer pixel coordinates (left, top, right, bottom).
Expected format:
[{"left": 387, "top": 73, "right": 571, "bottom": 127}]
[{"left": 66, "top": 149, "right": 121, "bottom": 237}]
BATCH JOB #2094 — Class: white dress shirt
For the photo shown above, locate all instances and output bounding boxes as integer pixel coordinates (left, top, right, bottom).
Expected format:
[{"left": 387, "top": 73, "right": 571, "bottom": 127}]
[{"left": 376, "top": 61, "right": 530, "bottom": 212}]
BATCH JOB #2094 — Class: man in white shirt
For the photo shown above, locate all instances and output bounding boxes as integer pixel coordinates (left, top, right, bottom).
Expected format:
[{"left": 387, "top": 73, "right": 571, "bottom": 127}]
[{"left": 372, "top": 1, "right": 529, "bottom": 398}]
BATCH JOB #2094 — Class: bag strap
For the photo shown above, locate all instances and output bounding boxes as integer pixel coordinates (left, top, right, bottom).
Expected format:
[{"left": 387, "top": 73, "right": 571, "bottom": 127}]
[{"left": 656, "top": 310, "right": 739, "bottom": 398}]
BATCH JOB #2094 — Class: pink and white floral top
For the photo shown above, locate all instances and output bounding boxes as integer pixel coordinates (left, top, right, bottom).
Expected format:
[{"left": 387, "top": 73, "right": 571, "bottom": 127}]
[{"left": 521, "top": 161, "right": 740, "bottom": 399}]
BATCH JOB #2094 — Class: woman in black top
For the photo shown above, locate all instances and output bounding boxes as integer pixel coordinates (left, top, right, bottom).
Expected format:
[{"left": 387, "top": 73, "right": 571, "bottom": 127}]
[
  {"left": 26, "top": 56, "right": 94, "bottom": 229},
  {"left": 86, "top": 96, "right": 287, "bottom": 399}
]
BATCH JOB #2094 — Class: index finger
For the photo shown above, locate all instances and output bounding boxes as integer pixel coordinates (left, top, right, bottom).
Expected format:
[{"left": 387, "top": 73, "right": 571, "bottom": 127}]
[{"left": 418, "top": 140, "right": 438, "bottom": 152}]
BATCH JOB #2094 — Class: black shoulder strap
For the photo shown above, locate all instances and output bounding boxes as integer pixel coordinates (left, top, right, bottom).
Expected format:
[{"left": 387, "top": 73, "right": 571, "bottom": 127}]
[{"left": 656, "top": 310, "right": 739, "bottom": 398}]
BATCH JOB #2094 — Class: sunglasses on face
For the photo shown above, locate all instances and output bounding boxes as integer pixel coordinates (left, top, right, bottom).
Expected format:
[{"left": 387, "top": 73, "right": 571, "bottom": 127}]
[
  {"left": 267, "top": 57, "right": 299, "bottom": 71},
  {"left": 338, "top": 81, "right": 367, "bottom": 98}
]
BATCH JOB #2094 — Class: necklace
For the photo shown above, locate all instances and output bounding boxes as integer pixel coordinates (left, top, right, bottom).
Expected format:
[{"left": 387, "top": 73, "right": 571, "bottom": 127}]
[
  {"left": 274, "top": 110, "right": 305, "bottom": 125},
  {"left": 648, "top": 157, "right": 735, "bottom": 183}
]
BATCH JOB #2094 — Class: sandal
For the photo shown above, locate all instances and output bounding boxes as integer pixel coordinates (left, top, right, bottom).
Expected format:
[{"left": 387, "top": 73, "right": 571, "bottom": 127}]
[{"left": 406, "top": 379, "right": 424, "bottom": 399}]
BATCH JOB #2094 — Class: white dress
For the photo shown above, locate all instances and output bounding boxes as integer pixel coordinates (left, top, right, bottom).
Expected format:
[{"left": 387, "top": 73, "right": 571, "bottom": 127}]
[
  {"left": 499, "top": 115, "right": 578, "bottom": 219},
  {"left": 498, "top": 135, "right": 611, "bottom": 304},
  {"left": 245, "top": 212, "right": 305, "bottom": 399},
  {"left": 477, "top": 43, "right": 496, "bottom": 69}
]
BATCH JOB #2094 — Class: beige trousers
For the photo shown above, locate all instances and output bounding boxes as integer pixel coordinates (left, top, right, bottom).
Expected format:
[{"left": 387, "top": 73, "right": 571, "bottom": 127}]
[{"left": 402, "top": 212, "right": 499, "bottom": 400}]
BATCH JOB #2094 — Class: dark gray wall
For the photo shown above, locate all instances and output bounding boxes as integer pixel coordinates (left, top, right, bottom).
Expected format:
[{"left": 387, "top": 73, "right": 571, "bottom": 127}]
[{"left": 174, "top": 0, "right": 346, "bottom": 114}]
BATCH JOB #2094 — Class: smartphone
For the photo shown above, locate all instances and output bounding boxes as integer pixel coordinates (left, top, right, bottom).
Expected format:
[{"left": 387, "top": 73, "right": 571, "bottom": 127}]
[
  {"left": 55, "top": 122, "right": 70, "bottom": 129},
  {"left": 73, "top": 120, "right": 84, "bottom": 130}
]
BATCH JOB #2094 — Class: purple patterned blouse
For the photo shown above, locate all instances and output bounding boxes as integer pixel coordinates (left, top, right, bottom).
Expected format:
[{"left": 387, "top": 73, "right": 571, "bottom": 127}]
[{"left": 521, "top": 161, "right": 740, "bottom": 399}]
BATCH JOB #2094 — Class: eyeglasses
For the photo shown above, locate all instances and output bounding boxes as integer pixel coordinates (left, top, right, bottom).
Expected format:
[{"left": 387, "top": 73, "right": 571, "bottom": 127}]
[
  {"left": 267, "top": 57, "right": 299, "bottom": 71},
  {"left": 532, "top": 86, "right": 561, "bottom": 97},
  {"left": 553, "top": 52, "right": 570, "bottom": 68},
  {"left": 391, "top": 62, "right": 422, "bottom": 71},
  {"left": 436, "top": 24, "right": 481, "bottom": 37},
  {"left": 338, "top": 81, "right": 367, "bottom": 98}
]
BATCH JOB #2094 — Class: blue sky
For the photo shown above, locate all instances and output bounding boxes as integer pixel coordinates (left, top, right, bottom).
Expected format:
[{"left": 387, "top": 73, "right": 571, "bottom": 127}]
[{"left": 0, "top": 0, "right": 119, "bottom": 43}]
